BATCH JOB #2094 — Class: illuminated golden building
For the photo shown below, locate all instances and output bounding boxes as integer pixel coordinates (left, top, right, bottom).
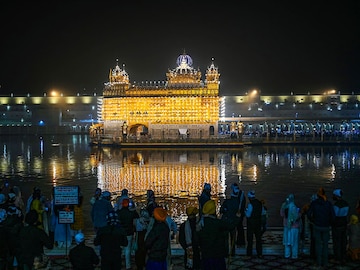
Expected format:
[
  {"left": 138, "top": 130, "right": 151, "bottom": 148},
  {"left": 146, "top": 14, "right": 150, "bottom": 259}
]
[{"left": 100, "top": 52, "right": 220, "bottom": 142}]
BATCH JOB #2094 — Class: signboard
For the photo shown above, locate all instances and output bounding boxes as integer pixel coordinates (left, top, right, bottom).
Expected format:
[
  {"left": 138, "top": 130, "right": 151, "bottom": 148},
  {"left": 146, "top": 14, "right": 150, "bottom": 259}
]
[
  {"left": 53, "top": 186, "right": 79, "bottom": 205},
  {"left": 58, "top": 210, "right": 74, "bottom": 224}
]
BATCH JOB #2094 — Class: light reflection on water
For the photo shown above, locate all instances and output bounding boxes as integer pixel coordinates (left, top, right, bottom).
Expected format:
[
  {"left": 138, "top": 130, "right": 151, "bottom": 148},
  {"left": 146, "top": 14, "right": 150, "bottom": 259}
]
[{"left": 1, "top": 135, "right": 360, "bottom": 235}]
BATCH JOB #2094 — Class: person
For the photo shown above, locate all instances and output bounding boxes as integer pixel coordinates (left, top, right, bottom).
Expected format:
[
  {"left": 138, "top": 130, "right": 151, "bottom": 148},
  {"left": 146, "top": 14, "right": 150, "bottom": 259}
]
[
  {"left": 260, "top": 199, "right": 268, "bottom": 237},
  {"left": 90, "top": 187, "right": 102, "bottom": 206},
  {"left": 300, "top": 194, "right": 317, "bottom": 259},
  {"left": 114, "top": 188, "right": 135, "bottom": 211},
  {"left": 179, "top": 206, "right": 200, "bottom": 270},
  {"left": 4, "top": 192, "right": 24, "bottom": 270},
  {"left": 198, "top": 183, "right": 212, "bottom": 217},
  {"left": 69, "top": 233, "right": 100, "bottom": 270},
  {"left": 116, "top": 198, "right": 139, "bottom": 270},
  {"left": 306, "top": 187, "right": 335, "bottom": 269},
  {"left": 280, "top": 194, "right": 301, "bottom": 259},
  {"left": 145, "top": 207, "right": 170, "bottom": 270},
  {"left": 146, "top": 189, "right": 158, "bottom": 217},
  {"left": 133, "top": 208, "right": 151, "bottom": 270},
  {"left": 220, "top": 182, "right": 246, "bottom": 256},
  {"left": 91, "top": 190, "right": 114, "bottom": 233},
  {"left": 29, "top": 187, "right": 47, "bottom": 230},
  {"left": 245, "top": 190, "right": 263, "bottom": 258},
  {"left": 197, "top": 199, "right": 240, "bottom": 270},
  {"left": 11, "top": 186, "right": 25, "bottom": 215},
  {"left": 347, "top": 214, "right": 360, "bottom": 261},
  {"left": 331, "top": 188, "right": 350, "bottom": 265},
  {"left": 16, "top": 209, "right": 53, "bottom": 270},
  {"left": 94, "top": 210, "right": 128, "bottom": 270},
  {"left": 165, "top": 210, "right": 178, "bottom": 269},
  {"left": 0, "top": 193, "right": 10, "bottom": 270},
  {"left": 25, "top": 187, "right": 46, "bottom": 214},
  {"left": 70, "top": 192, "right": 85, "bottom": 239},
  {"left": 53, "top": 203, "right": 73, "bottom": 249}
]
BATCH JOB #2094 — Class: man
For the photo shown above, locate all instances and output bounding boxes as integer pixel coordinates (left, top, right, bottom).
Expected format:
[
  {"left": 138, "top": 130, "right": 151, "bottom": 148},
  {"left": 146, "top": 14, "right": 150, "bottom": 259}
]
[
  {"left": 307, "top": 187, "right": 335, "bottom": 269},
  {"left": 145, "top": 207, "right": 170, "bottom": 270},
  {"left": 220, "top": 182, "right": 246, "bottom": 256},
  {"left": 94, "top": 210, "right": 128, "bottom": 270},
  {"left": 197, "top": 199, "right": 240, "bottom": 270},
  {"left": 245, "top": 190, "right": 263, "bottom": 258},
  {"left": 69, "top": 233, "right": 100, "bottom": 270},
  {"left": 91, "top": 190, "right": 114, "bottom": 232},
  {"left": 331, "top": 188, "right": 349, "bottom": 264},
  {"left": 198, "top": 183, "right": 212, "bottom": 217}
]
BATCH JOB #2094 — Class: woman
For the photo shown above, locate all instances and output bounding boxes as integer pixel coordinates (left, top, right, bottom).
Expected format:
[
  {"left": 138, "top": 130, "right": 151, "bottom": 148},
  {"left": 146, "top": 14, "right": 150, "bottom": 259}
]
[{"left": 280, "top": 194, "right": 301, "bottom": 259}]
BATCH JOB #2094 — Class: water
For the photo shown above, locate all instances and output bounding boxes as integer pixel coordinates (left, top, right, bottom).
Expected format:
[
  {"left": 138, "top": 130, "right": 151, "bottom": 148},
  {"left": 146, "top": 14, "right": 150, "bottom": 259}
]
[{"left": 1, "top": 135, "right": 359, "bottom": 235}]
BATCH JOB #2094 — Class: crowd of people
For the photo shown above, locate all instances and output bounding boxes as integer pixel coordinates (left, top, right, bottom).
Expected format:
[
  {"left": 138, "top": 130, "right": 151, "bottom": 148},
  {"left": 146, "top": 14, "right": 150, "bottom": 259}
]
[{"left": 1, "top": 181, "right": 360, "bottom": 270}]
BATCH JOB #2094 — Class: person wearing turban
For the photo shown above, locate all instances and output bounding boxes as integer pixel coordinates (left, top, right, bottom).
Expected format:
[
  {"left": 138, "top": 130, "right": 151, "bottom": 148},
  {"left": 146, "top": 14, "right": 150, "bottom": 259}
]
[
  {"left": 197, "top": 200, "right": 241, "bottom": 270},
  {"left": 331, "top": 188, "right": 350, "bottom": 264},
  {"left": 69, "top": 233, "right": 100, "bottom": 270},
  {"left": 179, "top": 206, "right": 200, "bottom": 269},
  {"left": 306, "top": 187, "right": 335, "bottom": 268},
  {"left": 220, "top": 182, "right": 246, "bottom": 257},
  {"left": 198, "top": 183, "right": 212, "bottom": 217},
  {"left": 145, "top": 207, "right": 170, "bottom": 270}
]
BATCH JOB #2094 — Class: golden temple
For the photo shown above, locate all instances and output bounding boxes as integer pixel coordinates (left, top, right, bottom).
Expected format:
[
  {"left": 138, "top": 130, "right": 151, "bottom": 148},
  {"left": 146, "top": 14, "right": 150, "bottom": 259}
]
[{"left": 94, "top": 52, "right": 220, "bottom": 143}]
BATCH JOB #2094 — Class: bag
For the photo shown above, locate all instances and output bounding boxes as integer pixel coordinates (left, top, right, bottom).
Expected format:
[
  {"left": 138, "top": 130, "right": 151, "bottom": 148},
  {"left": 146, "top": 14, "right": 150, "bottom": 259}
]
[{"left": 179, "top": 221, "right": 187, "bottom": 250}]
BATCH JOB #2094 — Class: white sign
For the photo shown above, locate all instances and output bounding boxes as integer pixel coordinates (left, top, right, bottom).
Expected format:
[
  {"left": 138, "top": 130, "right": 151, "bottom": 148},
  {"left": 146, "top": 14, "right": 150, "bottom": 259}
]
[
  {"left": 54, "top": 186, "right": 79, "bottom": 205},
  {"left": 58, "top": 210, "right": 74, "bottom": 224}
]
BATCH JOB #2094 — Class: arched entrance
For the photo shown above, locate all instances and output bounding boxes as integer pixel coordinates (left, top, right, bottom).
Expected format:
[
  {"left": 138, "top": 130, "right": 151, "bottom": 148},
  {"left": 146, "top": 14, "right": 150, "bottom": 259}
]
[{"left": 128, "top": 124, "right": 149, "bottom": 140}]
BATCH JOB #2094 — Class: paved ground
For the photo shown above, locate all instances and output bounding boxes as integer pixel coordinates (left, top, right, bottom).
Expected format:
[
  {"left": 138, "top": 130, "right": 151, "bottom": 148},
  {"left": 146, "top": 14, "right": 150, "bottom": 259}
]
[{"left": 45, "top": 228, "right": 360, "bottom": 269}]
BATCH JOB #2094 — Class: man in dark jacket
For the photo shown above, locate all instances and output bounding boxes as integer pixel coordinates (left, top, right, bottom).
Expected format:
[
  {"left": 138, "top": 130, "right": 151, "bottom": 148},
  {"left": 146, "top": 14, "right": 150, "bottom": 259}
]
[
  {"left": 116, "top": 198, "right": 139, "bottom": 270},
  {"left": 245, "top": 190, "right": 263, "bottom": 258},
  {"left": 331, "top": 188, "right": 349, "bottom": 264},
  {"left": 198, "top": 183, "right": 211, "bottom": 217},
  {"left": 220, "top": 182, "right": 246, "bottom": 256},
  {"left": 16, "top": 210, "right": 53, "bottom": 270},
  {"left": 145, "top": 207, "right": 170, "bottom": 270},
  {"left": 307, "top": 187, "right": 335, "bottom": 269},
  {"left": 94, "top": 210, "right": 128, "bottom": 270},
  {"left": 197, "top": 199, "right": 240, "bottom": 270},
  {"left": 69, "top": 233, "right": 100, "bottom": 270}
]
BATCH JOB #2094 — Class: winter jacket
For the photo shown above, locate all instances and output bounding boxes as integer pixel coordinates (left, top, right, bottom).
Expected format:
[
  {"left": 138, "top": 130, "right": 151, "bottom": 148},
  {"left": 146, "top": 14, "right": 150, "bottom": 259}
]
[
  {"left": 307, "top": 197, "right": 335, "bottom": 228},
  {"left": 333, "top": 198, "right": 349, "bottom": 228},
  {"left": 145, "top": 221, "right": 170, "bottom": 262}
]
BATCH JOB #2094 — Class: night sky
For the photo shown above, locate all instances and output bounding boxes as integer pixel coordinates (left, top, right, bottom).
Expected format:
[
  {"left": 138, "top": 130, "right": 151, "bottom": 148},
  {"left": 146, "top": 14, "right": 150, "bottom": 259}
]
[{"left": 1, "top": 1, "right": 359, "bottom": 96}]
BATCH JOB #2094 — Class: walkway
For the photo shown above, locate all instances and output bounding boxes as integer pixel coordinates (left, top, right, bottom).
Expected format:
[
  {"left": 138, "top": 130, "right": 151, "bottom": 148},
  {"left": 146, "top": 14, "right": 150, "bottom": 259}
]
[{"left": 44, "top": 227, "right": 360, "bottom": 269}]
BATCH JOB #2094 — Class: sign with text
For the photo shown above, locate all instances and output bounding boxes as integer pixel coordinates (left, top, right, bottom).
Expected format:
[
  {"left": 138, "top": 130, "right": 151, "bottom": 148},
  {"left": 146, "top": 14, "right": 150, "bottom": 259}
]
[
  {"left": 58, "top": 210, "right": 74, "bottom": 224},
  {"left": 53, "top": 186, "right": 79, "bottom": 205}
]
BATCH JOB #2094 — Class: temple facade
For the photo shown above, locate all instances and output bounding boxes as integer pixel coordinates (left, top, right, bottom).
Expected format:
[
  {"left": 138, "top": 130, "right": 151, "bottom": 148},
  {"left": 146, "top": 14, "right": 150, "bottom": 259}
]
[{"left": 98, "top": 52, "right": 220, "bottom": 142}]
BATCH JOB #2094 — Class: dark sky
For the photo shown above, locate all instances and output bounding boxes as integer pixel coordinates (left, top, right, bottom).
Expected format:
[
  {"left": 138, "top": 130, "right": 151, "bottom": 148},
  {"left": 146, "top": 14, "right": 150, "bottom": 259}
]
[{"left": 1, "top": 1, "right": 359, "bottom": 96}]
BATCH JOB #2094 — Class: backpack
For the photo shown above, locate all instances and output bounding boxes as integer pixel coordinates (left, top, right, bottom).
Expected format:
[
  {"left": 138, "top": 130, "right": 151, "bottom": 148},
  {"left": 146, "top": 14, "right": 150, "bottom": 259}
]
[{"left": 178, "top": 221, "right": 187, "bottom": 250}]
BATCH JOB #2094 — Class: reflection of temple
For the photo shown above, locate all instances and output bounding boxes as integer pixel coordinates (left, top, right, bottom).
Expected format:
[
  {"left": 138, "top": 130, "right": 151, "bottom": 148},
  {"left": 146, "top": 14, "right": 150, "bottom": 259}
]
[
  {"left": 93, "top": 148, "right": 224, "bottom": 222},
  {"left": 99, "top": 52, "right": 220, "bottom": 142}
]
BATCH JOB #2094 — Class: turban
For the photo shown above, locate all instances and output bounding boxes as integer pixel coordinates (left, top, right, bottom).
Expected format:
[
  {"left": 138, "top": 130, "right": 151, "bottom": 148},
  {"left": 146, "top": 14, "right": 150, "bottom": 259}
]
[
  {"left": 75, "top": 233, "right": 85, "bottom": 244},
  {"left": 350, "top": 214, "right": 359, "bottom": 225},
  {"left": 122, "top": 198, "right": 130, "bottom": 208},
  {"left": 202, "top": 200, "right": 216, "bottom": 215},
  {"left": 186, "top": 206, "right": 198, "bottom": 216},
  {"left": 333, "top": 189, "right": 342, "bottom": 198},
  {"left": 153, "top": 207, "right": 167, "bottom": 222},
  {"left": 248, "top": 190, "right": 255, "bottom": 199}
]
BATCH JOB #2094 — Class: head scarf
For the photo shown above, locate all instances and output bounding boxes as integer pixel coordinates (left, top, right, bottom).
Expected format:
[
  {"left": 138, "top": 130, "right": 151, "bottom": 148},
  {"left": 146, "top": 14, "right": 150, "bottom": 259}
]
[
  {"left": 231, "top": 183, "right": 240, "bottom": 197},
  {"left": 248, "top": 190, "right": 255, "bottom": 199},
  {"left": 333, "top": 189, "right": 342, "bottom": 198}
]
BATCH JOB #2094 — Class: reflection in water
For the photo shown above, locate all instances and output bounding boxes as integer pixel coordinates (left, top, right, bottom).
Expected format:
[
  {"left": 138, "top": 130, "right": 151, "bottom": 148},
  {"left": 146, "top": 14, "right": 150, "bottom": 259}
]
[{"left": 0, "top": 135, "right": 360, "bottom": 229}]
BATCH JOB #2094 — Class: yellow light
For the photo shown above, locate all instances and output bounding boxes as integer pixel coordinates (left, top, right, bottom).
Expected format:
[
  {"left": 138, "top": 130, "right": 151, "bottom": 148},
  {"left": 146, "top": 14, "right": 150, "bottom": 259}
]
[{"left": 51, "top": 90, "right": 58, "bottom": 97}]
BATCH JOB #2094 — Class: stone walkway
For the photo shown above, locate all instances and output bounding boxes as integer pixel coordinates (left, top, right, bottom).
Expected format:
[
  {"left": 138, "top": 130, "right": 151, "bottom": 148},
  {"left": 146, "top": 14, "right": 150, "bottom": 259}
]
[{"left": 44, "top": 228, "right": 360, "bottom": 269}]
